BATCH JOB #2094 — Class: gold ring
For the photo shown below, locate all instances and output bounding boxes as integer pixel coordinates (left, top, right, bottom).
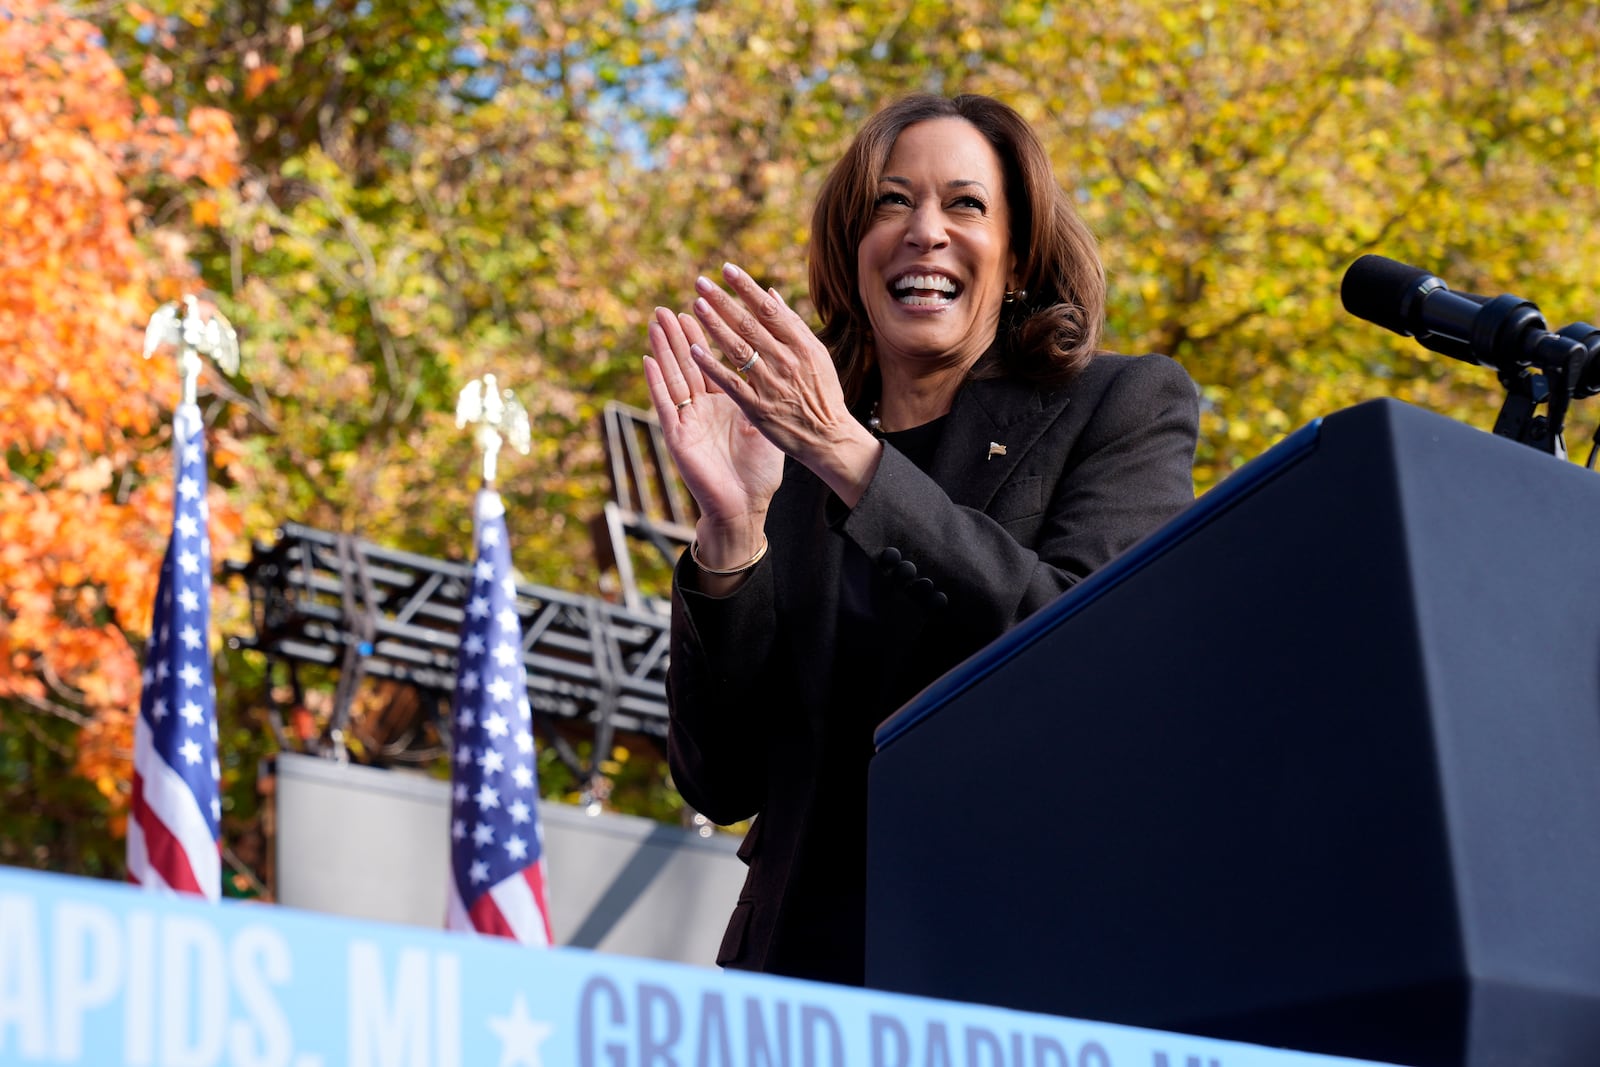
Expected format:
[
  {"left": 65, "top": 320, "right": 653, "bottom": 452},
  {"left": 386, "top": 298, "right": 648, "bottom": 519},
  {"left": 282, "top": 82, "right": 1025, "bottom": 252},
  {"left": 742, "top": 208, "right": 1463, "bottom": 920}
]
[
  {"left": 675, "top": 397, "right": 693, "bottom": 410},
  {"left": 737, "top": 352, "right": 762, "bottom": 375}
]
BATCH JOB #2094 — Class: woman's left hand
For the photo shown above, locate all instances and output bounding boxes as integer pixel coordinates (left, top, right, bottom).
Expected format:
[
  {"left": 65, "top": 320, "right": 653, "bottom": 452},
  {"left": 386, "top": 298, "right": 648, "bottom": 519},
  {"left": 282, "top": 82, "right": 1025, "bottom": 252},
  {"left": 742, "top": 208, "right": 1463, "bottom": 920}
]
[{"left": 689, "top": 263, "right": 882, "bottom": 507}]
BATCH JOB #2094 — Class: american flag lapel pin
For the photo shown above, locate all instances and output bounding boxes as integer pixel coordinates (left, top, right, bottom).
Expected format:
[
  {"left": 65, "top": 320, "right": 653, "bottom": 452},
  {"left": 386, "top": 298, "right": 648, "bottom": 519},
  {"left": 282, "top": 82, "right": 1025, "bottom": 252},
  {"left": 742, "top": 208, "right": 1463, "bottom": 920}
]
[{"left": 988, "top": 441, "right": 1007, "bottom": 461}]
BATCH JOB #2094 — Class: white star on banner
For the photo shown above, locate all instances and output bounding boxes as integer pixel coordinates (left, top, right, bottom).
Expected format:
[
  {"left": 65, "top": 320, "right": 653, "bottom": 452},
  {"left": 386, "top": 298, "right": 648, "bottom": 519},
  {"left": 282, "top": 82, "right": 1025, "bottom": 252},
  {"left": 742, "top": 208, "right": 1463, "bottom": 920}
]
[{"left": 488, "top": 994, "right": 554, "bottom": 1067}]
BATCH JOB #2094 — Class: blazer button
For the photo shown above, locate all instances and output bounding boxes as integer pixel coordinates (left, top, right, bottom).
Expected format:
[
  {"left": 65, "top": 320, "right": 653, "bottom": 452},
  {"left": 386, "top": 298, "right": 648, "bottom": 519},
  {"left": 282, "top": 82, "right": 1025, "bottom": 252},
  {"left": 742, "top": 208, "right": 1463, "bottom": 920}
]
[
  {"left": 877, "top": 547, "right": 902, "bottom": 573},
  {"left": 892, "top": 560, "right": 918, "bottom": 583}
]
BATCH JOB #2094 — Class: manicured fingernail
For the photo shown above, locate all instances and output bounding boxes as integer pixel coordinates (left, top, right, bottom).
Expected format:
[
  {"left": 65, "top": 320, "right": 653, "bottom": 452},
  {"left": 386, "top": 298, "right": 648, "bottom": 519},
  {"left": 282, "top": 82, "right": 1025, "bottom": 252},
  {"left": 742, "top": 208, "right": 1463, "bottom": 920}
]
[
  {"left": 695, "top": 275, "right": 716, "bottom": 294},
  {"left": 768, "top": 287, "right": 786, "bottom": 305},
  {"left": 693, "top": 297, "right": 712, "bottom": 317},
  {"left": 722, "top": 262, "right": 741, "bottom": 280},
  {"left": 689, "top": 343, "right": 710, "bottom": 360}
]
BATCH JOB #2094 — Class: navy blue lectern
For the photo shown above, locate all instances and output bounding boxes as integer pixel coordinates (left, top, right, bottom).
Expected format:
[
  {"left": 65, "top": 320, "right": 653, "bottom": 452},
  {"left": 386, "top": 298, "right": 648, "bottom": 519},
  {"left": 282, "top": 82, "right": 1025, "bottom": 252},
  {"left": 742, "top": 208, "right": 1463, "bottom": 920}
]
[{"left": 867, "top": 399, "right": 1600, "bottom": 1067}]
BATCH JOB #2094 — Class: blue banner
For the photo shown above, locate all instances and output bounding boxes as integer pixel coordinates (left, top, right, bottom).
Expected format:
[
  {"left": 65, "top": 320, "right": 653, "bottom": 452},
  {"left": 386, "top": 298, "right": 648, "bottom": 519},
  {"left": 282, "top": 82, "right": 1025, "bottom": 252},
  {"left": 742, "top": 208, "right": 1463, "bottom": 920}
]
[{"left": 0, "top": 865, "right": 1398, "bottom": 1067}]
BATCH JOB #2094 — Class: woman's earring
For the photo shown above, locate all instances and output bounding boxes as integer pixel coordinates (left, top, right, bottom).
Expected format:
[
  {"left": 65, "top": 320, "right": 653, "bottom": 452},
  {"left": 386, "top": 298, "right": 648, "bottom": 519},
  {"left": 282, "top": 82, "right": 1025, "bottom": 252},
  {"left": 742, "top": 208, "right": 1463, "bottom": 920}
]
[{"left": 1004, "top": 288, "right": 1027, "bottom": 304}]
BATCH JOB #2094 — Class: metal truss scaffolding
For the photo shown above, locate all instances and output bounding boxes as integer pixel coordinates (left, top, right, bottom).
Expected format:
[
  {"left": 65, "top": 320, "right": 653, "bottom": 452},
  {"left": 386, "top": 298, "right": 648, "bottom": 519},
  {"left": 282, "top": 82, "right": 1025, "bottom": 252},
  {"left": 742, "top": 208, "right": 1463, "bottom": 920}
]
[{"left": 225, "top": 521, "right": 671, "bottom": 781}]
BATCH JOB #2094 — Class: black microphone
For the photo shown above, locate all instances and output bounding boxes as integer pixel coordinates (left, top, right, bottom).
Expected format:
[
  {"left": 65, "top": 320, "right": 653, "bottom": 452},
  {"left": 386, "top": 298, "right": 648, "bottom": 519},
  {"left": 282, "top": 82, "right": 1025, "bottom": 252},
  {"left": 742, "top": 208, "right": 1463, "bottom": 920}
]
[{"left": 1341, "top": 254, "right": 1548, "bottom": 371}]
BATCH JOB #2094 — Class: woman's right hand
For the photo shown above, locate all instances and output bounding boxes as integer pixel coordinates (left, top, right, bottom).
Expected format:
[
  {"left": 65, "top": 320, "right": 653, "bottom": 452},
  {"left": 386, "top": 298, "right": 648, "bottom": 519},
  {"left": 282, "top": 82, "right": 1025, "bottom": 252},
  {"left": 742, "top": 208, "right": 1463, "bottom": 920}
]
[{"left": 644, "top": 306, "right": 784, "bottom": 569}]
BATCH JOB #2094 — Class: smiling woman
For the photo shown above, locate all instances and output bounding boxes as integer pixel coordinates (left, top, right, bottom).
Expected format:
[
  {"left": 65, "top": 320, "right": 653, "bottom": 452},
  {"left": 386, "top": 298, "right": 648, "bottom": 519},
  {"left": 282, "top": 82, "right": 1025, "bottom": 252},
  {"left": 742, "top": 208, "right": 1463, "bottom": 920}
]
[
  {"left": 853, "top": 119, "right": 1016, "bottom": 413},
  {"left": 639, "top": 92, "right": 1200, "bottom": 986}
]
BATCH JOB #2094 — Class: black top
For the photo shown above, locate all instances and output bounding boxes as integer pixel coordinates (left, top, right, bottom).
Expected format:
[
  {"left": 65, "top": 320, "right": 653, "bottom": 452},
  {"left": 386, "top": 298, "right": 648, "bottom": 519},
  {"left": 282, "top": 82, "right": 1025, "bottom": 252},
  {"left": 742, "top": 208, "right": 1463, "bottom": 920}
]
[{"left": 780, "top": 417, "right": 949, "bottom": 983}]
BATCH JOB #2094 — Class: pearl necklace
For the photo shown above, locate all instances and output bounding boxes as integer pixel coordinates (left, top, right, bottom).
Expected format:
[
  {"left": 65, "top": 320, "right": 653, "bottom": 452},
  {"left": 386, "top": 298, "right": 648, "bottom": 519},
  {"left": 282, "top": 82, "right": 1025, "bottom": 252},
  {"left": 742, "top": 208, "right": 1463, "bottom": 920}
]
[{"left": 867, "top": 400, "right": 886, "bottom": 436}]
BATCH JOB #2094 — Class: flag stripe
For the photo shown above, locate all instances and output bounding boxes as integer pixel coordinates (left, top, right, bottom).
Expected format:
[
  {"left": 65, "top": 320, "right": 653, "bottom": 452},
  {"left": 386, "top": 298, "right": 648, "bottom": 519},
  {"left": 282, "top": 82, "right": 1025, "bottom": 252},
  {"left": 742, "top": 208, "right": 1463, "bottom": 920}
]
[
  {"left": 128, "top": 739, "right": 219, "bottom": 895},
  {"left": 128, "top": 771, "right": 207, "bottom": 895},
  {"left": 466, "top": 893, "right": 518, "bottom": 941},
  {"left": 124, "top": 812, "right": 171, "bottom": 892},
  {"left": 130, "top": 718, "right": 220, "bottom": 888},
  {"left": 488, "top": 864, "right": 554, "bottom": 946}
]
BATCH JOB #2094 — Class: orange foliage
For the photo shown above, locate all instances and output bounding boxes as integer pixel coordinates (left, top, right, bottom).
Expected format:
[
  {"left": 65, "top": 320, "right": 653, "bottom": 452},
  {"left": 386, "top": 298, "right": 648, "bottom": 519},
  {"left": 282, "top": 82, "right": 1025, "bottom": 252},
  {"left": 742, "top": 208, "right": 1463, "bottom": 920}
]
[{"left": 0, "top": 0, "right": 240, "bottom": 818}]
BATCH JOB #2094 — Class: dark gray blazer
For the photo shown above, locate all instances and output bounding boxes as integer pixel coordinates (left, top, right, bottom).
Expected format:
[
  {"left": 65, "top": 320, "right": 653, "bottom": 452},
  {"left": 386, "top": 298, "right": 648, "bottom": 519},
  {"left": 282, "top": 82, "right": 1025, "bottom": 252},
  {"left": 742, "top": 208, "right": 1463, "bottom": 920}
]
[{"left": 667, "top": 352, "right": 1200, "bottom": 984}]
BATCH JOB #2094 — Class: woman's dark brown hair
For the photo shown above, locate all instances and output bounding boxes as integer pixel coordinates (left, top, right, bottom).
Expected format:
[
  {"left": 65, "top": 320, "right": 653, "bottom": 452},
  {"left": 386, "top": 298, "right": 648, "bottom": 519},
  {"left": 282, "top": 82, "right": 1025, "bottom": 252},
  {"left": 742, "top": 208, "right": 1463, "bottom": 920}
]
[{"left": 809, "top": 93, "right": 1105, "bottom": 405}]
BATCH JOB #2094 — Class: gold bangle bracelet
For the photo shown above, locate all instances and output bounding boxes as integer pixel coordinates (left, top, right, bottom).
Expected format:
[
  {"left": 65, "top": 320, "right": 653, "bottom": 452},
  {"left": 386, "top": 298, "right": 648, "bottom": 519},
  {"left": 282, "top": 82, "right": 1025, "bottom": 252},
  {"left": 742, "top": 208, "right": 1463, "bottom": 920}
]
[{"left": 689, "top": 537, "right": 769, "bottom": 576}]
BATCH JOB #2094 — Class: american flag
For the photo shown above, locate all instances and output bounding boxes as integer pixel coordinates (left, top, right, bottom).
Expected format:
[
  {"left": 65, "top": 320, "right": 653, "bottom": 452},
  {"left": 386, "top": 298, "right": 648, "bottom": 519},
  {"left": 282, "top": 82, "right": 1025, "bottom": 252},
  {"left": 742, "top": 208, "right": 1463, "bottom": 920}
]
[
  {"left": 444, "top": 489, "right": 553, "bottom": 944},
  {"left": 128, "top": 403, "right": 221, "bottom": 899}
]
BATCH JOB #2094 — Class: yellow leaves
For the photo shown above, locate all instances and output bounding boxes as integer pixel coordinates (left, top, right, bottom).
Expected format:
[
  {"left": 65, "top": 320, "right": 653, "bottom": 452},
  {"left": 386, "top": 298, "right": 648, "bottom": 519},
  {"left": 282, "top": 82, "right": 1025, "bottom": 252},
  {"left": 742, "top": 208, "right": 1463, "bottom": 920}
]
[{"left": 191, "top": 196, "right": 220, "bottom": 225}]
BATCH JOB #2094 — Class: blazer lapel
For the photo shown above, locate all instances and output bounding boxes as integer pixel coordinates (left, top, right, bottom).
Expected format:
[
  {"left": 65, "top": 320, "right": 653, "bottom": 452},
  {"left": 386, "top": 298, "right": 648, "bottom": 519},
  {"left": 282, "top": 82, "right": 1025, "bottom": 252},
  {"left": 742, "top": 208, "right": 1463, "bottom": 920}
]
[
  {"left": 930, "top": 375, "right": 1071, "bottom": 510},
  {"left": 775, "top": 377, "right": 1071, "bottom": 741}
]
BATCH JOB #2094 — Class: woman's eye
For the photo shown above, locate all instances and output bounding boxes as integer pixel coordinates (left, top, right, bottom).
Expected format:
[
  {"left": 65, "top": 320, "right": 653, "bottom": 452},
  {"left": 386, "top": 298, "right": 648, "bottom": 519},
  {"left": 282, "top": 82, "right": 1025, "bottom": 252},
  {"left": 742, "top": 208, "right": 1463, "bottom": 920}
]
[
  {"left": 875, "top": 192, "right": 911, "bottom": 207},
  {"left": 953, "top": 195, "right": 987, "bottom": 212}
]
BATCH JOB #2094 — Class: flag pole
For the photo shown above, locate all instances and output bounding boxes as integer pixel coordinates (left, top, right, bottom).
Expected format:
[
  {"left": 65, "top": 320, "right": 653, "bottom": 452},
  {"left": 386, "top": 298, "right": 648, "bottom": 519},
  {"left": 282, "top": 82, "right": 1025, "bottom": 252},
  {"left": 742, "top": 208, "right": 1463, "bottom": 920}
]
[{"left": 128, "top": 296, "right": 240, "bottom": 900}]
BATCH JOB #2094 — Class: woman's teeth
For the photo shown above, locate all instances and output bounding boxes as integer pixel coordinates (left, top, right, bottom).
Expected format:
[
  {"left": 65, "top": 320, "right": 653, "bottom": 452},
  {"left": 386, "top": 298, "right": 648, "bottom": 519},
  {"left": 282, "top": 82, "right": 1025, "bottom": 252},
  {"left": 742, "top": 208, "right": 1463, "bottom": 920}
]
[{"left": 892, "top": 274, "right": 958, "bottom": 305}]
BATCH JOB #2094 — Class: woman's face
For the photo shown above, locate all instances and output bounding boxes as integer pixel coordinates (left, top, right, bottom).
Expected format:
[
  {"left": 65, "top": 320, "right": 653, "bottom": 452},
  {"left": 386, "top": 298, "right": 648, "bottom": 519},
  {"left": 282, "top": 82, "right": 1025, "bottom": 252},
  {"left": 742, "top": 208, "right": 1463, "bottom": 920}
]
[{"left": 856, "top": 117, "right": 1017, "bottom": 377}]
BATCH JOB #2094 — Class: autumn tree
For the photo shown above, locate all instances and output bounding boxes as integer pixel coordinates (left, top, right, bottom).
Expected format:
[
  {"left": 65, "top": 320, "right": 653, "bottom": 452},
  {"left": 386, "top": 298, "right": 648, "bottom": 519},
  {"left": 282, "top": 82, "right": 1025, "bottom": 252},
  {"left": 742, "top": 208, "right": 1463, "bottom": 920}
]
[
  {"left": 0, "top": 0, "right": 240, "bottom": 873},
  {"left": 43, "top": 0, "right": 1600, "bottom": 862}
]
